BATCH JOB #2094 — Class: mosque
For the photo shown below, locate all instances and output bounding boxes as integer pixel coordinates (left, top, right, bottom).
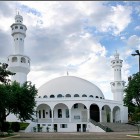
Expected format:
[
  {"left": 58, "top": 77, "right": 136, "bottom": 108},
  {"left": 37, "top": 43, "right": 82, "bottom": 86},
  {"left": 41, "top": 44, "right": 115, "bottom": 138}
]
[{"left": 7, "top": 14, "right": 128, "bottom": 132}]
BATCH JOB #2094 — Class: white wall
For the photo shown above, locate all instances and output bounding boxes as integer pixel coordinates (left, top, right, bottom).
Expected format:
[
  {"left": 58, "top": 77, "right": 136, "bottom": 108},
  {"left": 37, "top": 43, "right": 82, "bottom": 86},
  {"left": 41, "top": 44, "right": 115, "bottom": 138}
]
[
  {"left": 121, "top": 106, "right": 128, "bottom": 123},
  {"left": 87, "top": 122, "right": 105, "bottom": 132}
]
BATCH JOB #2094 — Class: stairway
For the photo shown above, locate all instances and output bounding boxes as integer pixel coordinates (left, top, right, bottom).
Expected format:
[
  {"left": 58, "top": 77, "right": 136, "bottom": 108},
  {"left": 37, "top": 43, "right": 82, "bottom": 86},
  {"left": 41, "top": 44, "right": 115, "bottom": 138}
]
[
  {"left": 100, "top": 122, "right": 138, "bottom": 132},
  {"left": 89, "top": 119, "right": 113, "bottom": 132}
]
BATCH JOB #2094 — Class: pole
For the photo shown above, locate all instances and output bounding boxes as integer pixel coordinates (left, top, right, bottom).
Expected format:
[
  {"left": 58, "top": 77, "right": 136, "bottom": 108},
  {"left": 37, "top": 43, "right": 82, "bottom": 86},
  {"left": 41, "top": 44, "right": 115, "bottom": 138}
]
[{"left": 139, "top": 54, "right": 140, "bottom": 74}]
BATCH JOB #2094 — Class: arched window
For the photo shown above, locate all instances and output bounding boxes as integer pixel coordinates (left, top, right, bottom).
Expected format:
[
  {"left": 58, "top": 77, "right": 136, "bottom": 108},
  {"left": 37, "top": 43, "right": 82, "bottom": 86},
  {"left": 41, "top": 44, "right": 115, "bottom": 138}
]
[
  {"left": 57, "top": 94, "right": 63, "bottom": 98},
  {"left": 50, "top": 95, "right": 55, "bottom": 98},
  {"left": 15, "top": 26, "right": 18, "bottom": 29},
  {"left": 38, "top": 96, "right": 41, "bottom": 98},
  {"left": 89, "top": 95, "right": 93, "bottom": 98},
  {"left": 74, "top": 94, "right": 79, "bottom": 97},
  {"left": 28, "top": 60, "right": 30, "bottom": 65},
  {"left": 82, "top": 94, "right": 87, "bottom": 97},
  {"left": 43, "top": 95, "right": 47, "bottom": 98},
  {"left": 20, "top": 26, "right": 23, "bottom": 29},
  {"left": 117, "top": 82, "right": 121, "bottom": 86},
  {"left": 12, "top": 57, "right": 17, "bottom": 62},
  {"left": 100, "top": 97, "right": 102, "bottom": 99},
  {"left": 96, "top": 96, "right": 99, "bottom": 98},
  {"left": 21, "top": 57, "right": 26, "bottom": 63},
  {"left": 65, "top": 94, "right": 71, "bottom": 97}
]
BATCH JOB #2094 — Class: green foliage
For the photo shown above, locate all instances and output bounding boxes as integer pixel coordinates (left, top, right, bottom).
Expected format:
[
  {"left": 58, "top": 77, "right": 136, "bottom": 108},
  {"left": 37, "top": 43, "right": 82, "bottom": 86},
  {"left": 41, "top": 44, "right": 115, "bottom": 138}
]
[
  {"left": 19, "top": 122, "right": 29, "bottom": 130},
  {"left": 124, "top": 72, "right": 140, "bottom": 122},
  {"left": 10, "top": 122, "right": 20, "bottom": 132},
  {"left": 9, "top": 81, "right": 38, "bottom": 121},
  {"left": 0, "top": 63, "right": 15, "bottom": 84},
  {"left": 7, "top": 129, "right": 14, "bottom": 135},
  {"left": 3, "top": 122, "right": 10, "bottom": 132},
  {"left": 0, "top": 62, "right": 38, "bottom": 132}
]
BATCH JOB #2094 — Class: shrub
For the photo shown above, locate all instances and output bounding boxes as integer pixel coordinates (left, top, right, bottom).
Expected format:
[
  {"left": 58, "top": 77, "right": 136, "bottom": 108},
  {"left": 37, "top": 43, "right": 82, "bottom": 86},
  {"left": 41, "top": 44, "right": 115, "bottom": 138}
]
[
  {"left": 7, "top": 129, "right": 14, "bottom": 135},
  {"left": 19, "top": 122, "right": 29, "bottom": 130},
  {"left": 10, "top": 122, "right": 20, "bottom": 132},
  {"left": 3, "top": 122, "right": 10, "bottom": 132}
]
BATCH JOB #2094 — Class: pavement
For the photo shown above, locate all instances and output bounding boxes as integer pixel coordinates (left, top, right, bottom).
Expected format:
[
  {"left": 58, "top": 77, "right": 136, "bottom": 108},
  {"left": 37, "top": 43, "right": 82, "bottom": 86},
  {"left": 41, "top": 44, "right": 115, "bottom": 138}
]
[{"left": 1, "top": 131, "right": 140, "bottom": 140}]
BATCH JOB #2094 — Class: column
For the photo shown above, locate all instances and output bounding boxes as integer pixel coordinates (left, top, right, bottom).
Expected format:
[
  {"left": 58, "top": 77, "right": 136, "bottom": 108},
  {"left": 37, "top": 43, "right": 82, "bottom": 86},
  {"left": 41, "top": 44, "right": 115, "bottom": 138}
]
[
  {"left": 110, "top": 110, "right": 113, "bottom": 123},
  {"left": 87, "top": 109, "right": 90, "bottom": 122},
  {"left": 51, "top": 109, "right": 54, "bottom": 123},
  {"left": 100, "top": 109, "right": 102, "bottom": 122},
  {"left": 69, "top": 109, "right": 71, "bottom": 122}
]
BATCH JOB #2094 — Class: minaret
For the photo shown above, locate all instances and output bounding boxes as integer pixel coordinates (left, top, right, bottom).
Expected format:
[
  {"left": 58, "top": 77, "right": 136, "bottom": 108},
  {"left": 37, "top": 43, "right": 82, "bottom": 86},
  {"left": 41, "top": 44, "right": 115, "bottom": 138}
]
[
  {"left": 7, "top": 13, "right": 30, "bottom": 84},
  {"left": 110, "top": 51, "right": 125, "bottom": 102}
]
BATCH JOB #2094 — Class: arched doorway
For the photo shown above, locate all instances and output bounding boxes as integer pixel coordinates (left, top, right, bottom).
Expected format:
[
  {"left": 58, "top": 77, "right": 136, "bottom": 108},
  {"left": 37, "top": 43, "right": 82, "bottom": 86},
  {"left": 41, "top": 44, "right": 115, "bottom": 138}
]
[
  {"left": 53, "top": 103, "right": 69, "bottom": 123},
  {"left": 90, "top": 104, "right": 100, "bottom": 122},
  {"left": 113, "top": 106, "right": 121, "bottom": 123},
  {"left": 101, "top": 105, "right": 111, "bottom": 122},
  {"left": 36, "top": 104, "right": 51, "bottom": 123},
  {"left": 71, "top": 103, "right": 87, "bottom": 132}
]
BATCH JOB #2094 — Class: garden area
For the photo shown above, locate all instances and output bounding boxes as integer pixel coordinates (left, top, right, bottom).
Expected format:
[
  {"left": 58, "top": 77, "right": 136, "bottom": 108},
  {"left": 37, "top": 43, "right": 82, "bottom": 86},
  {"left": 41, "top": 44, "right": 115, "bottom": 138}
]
[{"left": 0, "top": 122, "right": 29, "bottom": 138}]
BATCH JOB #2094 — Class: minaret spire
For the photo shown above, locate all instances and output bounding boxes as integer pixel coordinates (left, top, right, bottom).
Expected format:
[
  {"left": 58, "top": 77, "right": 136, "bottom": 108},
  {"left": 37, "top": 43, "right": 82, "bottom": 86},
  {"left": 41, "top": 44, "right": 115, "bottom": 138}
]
[
  {"left": 110, "top": 51, "right": 125, "bottom": 102},
  {"left": 67, "top": 71, "right": 69, "bottom": 76},
  {"left": 7, "top": 13, "right": 30, "bottom": 84}
]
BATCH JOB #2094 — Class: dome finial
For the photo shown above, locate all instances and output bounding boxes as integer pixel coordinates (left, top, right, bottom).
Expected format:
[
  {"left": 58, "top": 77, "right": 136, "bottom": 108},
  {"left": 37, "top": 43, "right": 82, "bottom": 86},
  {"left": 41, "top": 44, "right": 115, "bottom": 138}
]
[
  {"left": 67, "top": 71, "right": 69, "bottom": 76},
  {"left": 15, "top": 8, "right": 20, "bottom": 16},
  {"left": 114, "top": 50, "right": 119, "bottom": 59}
]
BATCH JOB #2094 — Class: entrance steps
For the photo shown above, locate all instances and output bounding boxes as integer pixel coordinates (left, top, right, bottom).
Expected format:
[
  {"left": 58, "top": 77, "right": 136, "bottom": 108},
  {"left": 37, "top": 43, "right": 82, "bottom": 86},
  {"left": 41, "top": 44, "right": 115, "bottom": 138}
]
[{"left": 100, "top": 122, "right": 138, "bottom": 132}]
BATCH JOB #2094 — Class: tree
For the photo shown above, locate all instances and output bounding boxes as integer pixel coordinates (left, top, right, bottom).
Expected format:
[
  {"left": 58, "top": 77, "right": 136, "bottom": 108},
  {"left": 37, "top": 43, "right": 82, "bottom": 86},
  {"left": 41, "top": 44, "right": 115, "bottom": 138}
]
[
  {"left": 0, "top": 63, "right": 15, "bottom": 84},
  {"left": 124, "top": 72, "right": 140, "bottom": 122},
  {"left": 0, "top": 63, "right": 38, "bottom": 132}
]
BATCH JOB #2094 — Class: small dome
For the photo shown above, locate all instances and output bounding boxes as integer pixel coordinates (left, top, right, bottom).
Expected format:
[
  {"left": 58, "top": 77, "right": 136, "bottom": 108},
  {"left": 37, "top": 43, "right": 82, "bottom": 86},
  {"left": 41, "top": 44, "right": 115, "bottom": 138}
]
[
  {"left": 15, "top": 14, "right": 23, "bottom": 23},
  {"left": 38, "top": 76, "right": 105, "bottom": 98}
]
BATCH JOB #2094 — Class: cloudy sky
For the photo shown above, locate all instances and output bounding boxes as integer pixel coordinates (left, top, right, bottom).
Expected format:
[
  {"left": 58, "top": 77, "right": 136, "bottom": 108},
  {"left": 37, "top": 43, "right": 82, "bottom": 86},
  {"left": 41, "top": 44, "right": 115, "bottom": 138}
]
[{"left": 0, "top": 1, "right": 140, "bottom": 100}]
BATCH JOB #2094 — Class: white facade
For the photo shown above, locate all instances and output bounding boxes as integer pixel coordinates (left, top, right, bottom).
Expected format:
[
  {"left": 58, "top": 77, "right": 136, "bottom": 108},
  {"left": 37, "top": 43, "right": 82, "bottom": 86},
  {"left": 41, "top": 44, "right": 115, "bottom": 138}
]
[
  {"left": 8, "top": 14, "right": 128, "bottom": 133},
  {"left": 7, "top": 13, "right": 30, "bottom": 84},
  {"left": 25, "top": 75, "right": 128, "bottom": 133},
  {"left": 110, "top": 51, "right": 125, "bottom": 102}
]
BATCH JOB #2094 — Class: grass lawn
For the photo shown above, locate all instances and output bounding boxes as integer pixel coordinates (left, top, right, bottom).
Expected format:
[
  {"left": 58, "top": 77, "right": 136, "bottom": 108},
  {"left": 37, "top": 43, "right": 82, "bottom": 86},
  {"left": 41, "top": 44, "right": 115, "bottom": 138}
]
[
  {"left": 19, "top": 122, "right": 29, "bottom": 130},
  {"left": 131, "top": 134, "right": 140, "bottom": 136}
]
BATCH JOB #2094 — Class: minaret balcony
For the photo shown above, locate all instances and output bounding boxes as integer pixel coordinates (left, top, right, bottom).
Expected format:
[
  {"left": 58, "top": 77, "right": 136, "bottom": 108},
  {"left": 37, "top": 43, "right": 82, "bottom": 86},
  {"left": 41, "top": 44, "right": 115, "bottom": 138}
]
[
  {"left": 110, "top": 81, "right": 125, "bottom": 92},
  {"left": 7, "top": 55, "right": 30, "bottom": 69},
  {"left": 11, "top": 29, "right": 26, "bottom": 36}
]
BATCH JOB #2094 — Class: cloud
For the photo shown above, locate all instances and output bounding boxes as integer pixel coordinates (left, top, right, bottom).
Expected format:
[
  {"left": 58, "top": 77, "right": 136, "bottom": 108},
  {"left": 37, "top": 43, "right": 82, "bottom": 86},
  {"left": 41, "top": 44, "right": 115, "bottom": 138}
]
[
  {"left": 135, "top": 26, "right": 140, "bottom": 31},
  {"left": 0, "top": 1, "right": 137, "bottom": 100},
  {"left": 127, "top": 35, "right": 140, "bottom": 47},
  {"left": 83, "top": 3, "right": 132, "bottom": 35}
]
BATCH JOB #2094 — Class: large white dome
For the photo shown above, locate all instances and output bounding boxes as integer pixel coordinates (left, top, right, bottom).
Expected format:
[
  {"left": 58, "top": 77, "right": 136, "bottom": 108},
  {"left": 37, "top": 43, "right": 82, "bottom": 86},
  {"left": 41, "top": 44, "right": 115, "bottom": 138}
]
[{"left": 38, "top": 76, "right": 105, "bottom": 99}]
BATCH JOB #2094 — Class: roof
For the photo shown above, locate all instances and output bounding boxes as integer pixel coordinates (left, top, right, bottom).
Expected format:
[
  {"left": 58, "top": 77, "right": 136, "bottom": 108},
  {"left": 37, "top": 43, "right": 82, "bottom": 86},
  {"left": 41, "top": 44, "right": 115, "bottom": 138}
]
[{"left": 38, "top": 76, "right": 105, "bottom": 99}]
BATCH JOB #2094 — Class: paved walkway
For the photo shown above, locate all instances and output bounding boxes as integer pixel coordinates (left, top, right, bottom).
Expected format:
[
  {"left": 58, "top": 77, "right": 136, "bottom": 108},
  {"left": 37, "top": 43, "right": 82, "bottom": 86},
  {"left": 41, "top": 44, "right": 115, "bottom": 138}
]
[{"left": 2, "top": 131, "right": 140, "bottom": 140}]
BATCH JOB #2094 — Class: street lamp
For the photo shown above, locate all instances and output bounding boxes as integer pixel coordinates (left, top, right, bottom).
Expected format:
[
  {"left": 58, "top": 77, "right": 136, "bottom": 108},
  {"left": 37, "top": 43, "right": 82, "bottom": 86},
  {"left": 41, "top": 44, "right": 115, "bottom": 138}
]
[{"left": 131, "top": 50, "right": 140, "bottom": 73}]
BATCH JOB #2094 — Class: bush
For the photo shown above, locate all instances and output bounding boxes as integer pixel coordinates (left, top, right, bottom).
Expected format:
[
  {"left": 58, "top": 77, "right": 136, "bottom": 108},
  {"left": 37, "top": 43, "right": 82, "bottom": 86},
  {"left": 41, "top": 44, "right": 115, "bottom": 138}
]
[
  {"left": 19, "top": 122, "right": 29, "bottom": 130},
  {"left": 3, "top": 122, "right": 10, "bottom": 132},
  {"left": 10, "top": 122, "right": 20, "bottom": 132},
  {"left": 7, "top": 129, "right": 14, "bottom": 135}
]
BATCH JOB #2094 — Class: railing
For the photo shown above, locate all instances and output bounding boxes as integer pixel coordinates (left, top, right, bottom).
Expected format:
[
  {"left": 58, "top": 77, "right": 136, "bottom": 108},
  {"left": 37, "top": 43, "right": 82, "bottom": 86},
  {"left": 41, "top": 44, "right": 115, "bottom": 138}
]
[{"left": 89, "top": 119, "right": 113, "bottom": 132}]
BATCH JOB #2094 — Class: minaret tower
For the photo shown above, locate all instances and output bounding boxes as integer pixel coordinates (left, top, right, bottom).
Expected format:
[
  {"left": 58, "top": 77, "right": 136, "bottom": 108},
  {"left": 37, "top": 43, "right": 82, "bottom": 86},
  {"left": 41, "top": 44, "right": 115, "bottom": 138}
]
[
  {"left": 110, "top": 51, "right": 125, "bottom": 102},
  {"left": 7, "top": 13, "right": 30, "bottom": 84}
]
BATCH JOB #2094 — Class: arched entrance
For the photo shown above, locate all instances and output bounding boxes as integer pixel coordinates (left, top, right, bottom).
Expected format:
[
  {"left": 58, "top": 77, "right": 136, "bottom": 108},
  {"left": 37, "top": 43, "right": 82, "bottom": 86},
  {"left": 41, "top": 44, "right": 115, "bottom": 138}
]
[
  {"left": 53, "top": 103, "right": 69, "bottom": 123},
  {"left": 36, "top": 104, "right": 51, "bottom": 123},
  {"left": 71, "top": 103, "right": 87, "bottom": 132},
  {"left": 113, "top": 106, "right": 121, "bottom": 123},
  {"left": 101, "top": 105, "right": 111, "bottom": 122},
  {"left": 90, "top": 104, "right": 100, "bottom": 122}
]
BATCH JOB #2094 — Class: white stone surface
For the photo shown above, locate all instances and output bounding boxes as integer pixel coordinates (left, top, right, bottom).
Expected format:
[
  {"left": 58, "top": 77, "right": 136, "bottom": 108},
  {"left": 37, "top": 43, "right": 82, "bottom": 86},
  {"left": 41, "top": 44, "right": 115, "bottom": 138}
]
[{"left": 38, "top": 76, "right": 105, "bottom": 99}]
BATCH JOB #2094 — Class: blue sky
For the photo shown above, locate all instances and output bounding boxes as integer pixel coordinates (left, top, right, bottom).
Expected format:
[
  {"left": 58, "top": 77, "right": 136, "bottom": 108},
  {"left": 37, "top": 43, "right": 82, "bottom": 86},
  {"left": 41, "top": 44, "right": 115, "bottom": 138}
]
[{"left": 0, "top": 1, "right": 140, "bottom": 100}]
